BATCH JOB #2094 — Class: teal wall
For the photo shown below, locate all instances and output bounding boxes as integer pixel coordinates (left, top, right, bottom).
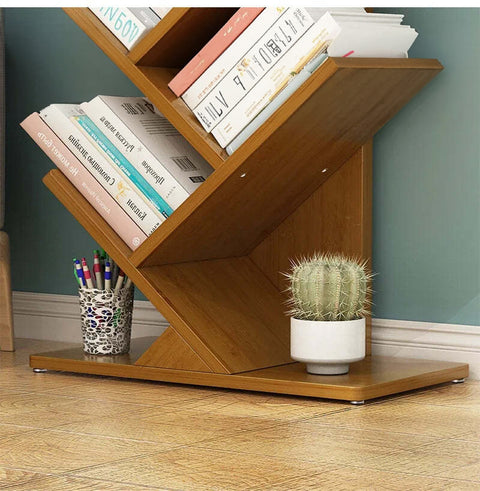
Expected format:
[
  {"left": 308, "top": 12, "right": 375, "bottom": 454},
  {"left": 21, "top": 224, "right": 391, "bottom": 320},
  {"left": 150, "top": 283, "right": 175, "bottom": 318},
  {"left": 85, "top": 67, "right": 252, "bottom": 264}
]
[{"left": 4, "top": 8, "right": 479, "bottom": 324}]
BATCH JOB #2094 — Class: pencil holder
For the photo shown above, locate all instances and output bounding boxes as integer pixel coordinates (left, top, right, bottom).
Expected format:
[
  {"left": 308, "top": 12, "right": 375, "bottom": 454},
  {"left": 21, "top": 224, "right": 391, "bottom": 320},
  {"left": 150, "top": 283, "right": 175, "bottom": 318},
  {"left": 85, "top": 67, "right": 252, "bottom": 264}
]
[{"left": 78, "top": 286, "right": 134, "bottom": 355}]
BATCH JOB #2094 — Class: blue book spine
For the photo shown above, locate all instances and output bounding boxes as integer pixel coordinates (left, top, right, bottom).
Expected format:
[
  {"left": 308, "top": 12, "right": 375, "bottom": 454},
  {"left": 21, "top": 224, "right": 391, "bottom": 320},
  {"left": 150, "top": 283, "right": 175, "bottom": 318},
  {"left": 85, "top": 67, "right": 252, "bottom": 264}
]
[{"left": 75, "top": 115, "right": 173, "bottom": 218}]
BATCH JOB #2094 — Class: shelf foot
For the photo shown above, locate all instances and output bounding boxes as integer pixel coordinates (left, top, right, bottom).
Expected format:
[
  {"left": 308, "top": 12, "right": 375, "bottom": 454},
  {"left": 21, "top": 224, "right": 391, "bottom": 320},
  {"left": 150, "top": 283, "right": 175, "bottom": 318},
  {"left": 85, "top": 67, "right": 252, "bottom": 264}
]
[
  {"left": 32, "top": 368, "right": 48, "bottom": 373},
  {"left": 452, "top": 378, "right": 465, "bottom": 384},
  {"left": 350, "top": 400, "right": 365, "bottom": 405}
]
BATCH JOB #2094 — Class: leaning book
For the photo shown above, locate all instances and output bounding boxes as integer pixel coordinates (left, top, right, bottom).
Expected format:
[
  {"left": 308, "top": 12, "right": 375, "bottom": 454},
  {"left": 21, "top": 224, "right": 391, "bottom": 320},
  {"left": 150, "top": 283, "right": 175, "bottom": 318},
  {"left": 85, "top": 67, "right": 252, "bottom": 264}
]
[
  {"left": 20, "top": 113, "right": 147, "bottom": 250},
  {"left": 39, "top": 104, "right": 164, "bottom": 236},
  {"left": 80, "top": 96, "right": 213, "bottom": 199}
]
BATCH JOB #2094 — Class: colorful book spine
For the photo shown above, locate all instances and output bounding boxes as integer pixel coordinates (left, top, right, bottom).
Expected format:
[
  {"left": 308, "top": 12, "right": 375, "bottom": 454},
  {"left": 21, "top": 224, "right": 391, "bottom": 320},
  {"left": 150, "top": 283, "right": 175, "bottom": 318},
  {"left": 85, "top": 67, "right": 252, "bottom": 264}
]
[
  {"left": 90, "top": 7, "right": 150, "bottom": 50},
  {"left": 39, "top": 104, "right": 163, "bottom": 236},
  {"left": 193, "top": 8, "right": 315, "bottom": 132},
  {"left": 168, "top": 8, "right": 264, "bottom": 97},
  {"left": 226, "top": 54, "right": 328, "bottom": 155},
  {"left": 20, "top": 113, "right": 147, "bottom": 250},
  {"left": 80, "top": 96, "right": 213, "bottom": 195},
  {"left": 181, "top": 8, "right": 286, "bottom": 110},
  {"left": 73, "top": 115, "right": 173, "bottom": 218},
  {"left": 212, "top": 14, "right": 342, "bottom": 148},
  {"left": 80, "top": 98, "right": 190, "bottom": 209}
]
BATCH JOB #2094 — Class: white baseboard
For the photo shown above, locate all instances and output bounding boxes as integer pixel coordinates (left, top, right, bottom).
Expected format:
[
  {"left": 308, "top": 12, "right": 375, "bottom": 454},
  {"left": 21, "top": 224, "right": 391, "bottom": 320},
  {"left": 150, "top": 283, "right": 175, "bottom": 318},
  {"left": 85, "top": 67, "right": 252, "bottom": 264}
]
[
  {"left": 372, "top": 318, "right": 480, "bottom": 379},
  {"left": 12, "top": 291, "right": 168, "bottom": 344},
  {"left": 12, "top": 292, "right": 479, "bottom": 379}
]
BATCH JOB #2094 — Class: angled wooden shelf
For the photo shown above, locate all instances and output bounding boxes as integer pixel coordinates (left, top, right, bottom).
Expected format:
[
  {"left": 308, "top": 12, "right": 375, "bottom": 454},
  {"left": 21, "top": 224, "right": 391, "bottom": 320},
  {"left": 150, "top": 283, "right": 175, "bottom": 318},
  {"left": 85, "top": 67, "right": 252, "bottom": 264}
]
[{"left": 30, "top": 8, "right": 468, "bottom": 402}]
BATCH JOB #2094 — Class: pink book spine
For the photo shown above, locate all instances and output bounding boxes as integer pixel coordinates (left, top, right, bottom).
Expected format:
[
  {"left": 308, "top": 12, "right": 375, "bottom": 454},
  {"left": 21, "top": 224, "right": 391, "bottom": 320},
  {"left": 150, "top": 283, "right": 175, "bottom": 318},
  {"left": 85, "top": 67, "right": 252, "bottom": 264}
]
[
  {"left": 169, "top": 7, "right": 264, "bottom": 97},
  {"left": 20, "top": 113, "right": 147, "bottom": 251}
]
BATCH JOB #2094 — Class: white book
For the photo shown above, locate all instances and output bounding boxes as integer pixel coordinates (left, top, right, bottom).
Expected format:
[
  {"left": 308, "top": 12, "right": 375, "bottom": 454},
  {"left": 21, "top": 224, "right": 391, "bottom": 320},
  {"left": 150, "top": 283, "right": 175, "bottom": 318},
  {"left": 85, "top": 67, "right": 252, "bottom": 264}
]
[
  {"left": 181, "top": 7, "right": 286, "bottom": 110},
  {"left": 213, "top": 13, "right": 418, "bottom": 147},
  {"left": 212, "top": 13, "right": 343, "bottom": 148},
  {"left": 128, "top": 8, "right": 161, "bottom": 29},
  {"left": 193, "top": 8, "right": 315, "bottom": 133},
  {"left": 40, "top": 104, "right": 163, "bottom": 236},
  {"left": 226, "top": 53, "right": 328, "bottom": 155},
  {"left": 81, "top": 96, "right": 213, "bottom": 197},
  {"left": 90, "top": 7, "right": 150, "bottom": 50},
  {"left": 150, "top": 7, "right": 172, "bottom": 19}
]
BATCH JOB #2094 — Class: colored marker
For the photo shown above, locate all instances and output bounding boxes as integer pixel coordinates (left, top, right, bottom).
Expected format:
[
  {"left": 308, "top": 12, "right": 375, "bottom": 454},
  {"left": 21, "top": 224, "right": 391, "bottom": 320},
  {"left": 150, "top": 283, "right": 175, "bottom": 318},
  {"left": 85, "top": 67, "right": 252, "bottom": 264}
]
[
  {"left": 114, "top": 269, "right": 125, "bottom": 294},
  {"left": 74, "top": 258, "right": 86, "bottom": 288},
  {"left": 124, "top": 277, "right": 132, "bottom": 289},
  {"left": 93, "top": 251, "right": 103, "bottom": 290},
  {"left": 81, "top": 257, "right": 94, "bottom": 289},
  {"left": 104, "top": 261, "right": 112, "bottom": 290}
]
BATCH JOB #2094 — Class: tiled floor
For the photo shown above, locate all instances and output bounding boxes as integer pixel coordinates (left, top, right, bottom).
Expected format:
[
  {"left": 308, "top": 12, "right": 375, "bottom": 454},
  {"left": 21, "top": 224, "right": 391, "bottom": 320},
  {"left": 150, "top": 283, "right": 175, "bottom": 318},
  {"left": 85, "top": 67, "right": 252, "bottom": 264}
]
[{"left": 0, "top": 339, "right": 478, "bottom": 490}]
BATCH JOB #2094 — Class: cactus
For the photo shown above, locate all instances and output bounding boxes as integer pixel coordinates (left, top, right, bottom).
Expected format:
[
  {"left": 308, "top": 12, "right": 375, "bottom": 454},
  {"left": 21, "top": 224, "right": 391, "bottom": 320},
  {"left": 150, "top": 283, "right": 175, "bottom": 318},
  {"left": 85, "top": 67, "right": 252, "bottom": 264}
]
[{"left": 286, "top": 253, "right": 372, "bottom": 322}]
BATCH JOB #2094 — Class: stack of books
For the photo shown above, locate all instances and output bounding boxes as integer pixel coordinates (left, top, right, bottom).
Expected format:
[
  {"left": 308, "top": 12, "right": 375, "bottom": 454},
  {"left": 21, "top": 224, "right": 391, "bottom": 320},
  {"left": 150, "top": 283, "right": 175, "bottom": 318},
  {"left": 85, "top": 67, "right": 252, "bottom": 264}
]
[
  {"left": 169, "top": 7, "right": 418, "bottom": 154},
  {"left": 90, "top": 7, "right": 171, "bottom": 50},
  {"left": 21, "top": 97, "right": 213, "bottom": 250}
]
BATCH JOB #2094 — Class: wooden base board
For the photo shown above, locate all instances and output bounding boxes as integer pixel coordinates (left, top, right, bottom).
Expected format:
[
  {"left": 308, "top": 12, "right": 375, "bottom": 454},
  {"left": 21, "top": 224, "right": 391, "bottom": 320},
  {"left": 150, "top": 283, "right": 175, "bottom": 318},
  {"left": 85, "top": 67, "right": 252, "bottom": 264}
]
[{"left": 29, "top": 338, "right": 468, "bottom": 402}]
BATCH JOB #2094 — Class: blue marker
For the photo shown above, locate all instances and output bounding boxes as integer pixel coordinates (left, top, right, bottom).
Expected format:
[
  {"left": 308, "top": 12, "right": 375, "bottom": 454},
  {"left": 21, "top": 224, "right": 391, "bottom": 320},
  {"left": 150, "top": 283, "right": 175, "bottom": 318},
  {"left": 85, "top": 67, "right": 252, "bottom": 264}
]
[
  {"left": 74, "top": 259, "right": 86, "bottom": 288},
  {"left": 104, "top": 261, "right": 112, "bottom": 290}
]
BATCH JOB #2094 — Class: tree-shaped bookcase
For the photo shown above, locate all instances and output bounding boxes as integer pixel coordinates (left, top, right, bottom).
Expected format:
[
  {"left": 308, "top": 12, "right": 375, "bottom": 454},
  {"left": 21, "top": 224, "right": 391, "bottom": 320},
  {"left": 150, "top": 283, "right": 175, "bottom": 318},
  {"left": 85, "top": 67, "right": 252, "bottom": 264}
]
[{"left": 31, "top": 8, "right": 468, "bottom": 402}]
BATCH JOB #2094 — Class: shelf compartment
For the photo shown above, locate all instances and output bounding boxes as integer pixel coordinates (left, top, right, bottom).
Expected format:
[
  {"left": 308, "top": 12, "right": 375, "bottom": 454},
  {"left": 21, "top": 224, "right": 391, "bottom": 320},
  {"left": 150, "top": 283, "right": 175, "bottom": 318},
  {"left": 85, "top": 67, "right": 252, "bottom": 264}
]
[
  {"left": 128, "top": 8, "right": 238, "bottom": 67},
  {"left": 130, "top": 57, "right": 442, "bottom": 267},
  {"left": 63, "top": 8, "right": 226, "bottom": 168},
  {"left": 30, "top": 340, "right": 469, "bottom": 402}
]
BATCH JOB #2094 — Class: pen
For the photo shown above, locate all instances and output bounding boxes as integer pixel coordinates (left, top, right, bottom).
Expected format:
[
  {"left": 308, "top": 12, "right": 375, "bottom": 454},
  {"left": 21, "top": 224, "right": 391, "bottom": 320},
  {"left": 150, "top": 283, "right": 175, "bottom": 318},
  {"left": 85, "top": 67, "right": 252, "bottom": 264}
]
[
  {"left": 93, "top": 250, "right": 103, "bottom": 290},
  {"left": 124, "top": 277, "right": 132, "bottom": 289},
  {"left": 114, "top": 269, "right": 125, "bottom": 294},
  {"left": 104, "top": 261, "right": 112, "bottom": 290},
  {"left": 74, "top": 258, "right": 86, "bottom": 288},
  {"left": 81, "top": 257, "right": 94, "bottom": 289}
]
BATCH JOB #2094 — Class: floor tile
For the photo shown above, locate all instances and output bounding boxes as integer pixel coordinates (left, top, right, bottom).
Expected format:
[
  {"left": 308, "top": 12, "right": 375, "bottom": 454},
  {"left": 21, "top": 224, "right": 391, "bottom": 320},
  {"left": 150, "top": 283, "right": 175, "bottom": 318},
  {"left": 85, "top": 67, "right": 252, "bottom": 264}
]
[
  {"left": 0, "top": 467, "right": 49, "bottom": 489},
  {"left": 74, "top": 446, "right": 339, "bottom": 490},
  {"left": 399, "top": 380, "right": 480, "bottom": 409},
  {"left": 437, "top": 460, "right": 480, "bottom": 482},
  {"left": 40, "top": 375, "right": 218, "bottom": 408},
  {"left": 308, "top": 400, "right": 480, "bottom": 439},
  {"left": 2, "top": 473, "right": 161, "bottom": 490},
  {"left": 199, "top": 421, "right": 438, "bottom": 470},
  {"left": 172, "top": 388, "right": 349, "bottom": 421},
  {"left": 0, "top": 365, "right": 94, "bottom": 393},
  {"left": 0, "top": 389, "right": 158, "bottom": 430},
  {"left": 377, "top": 438, "right": 480, "bottom": 477},
  {"left": 0, "top": 428, "right": 172, "bottom": 474},
  {"left": 274, "top": 465, "right": 480, "bottom": 490}
]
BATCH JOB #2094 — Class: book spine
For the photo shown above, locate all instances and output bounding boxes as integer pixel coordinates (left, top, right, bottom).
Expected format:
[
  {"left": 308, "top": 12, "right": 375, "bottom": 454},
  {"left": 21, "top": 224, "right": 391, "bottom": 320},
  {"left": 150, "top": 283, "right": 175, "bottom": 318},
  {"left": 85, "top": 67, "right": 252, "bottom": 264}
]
[
  {"left": 20, "top": 113, "right": 147, "bottom": 250},
  {"left": 212, "top": 15, "right": 342, "bottom": 147},
  {"left": 80, "top": 99, "right": 191, "bottom": 209},
  {"left": 81, "top": 96, "right": 212, "bottom": 195},
  {"left": 40, "top": 106, "right": 163, "bottom": 236},
  {"left": 89, "top": 7, "right": 148, "bottom": 49},
  {"left": 193, "top": 8, "right": 314, "bottom": 132},
  {"left": 128, "top": 8, "right": 161, "bottom": 29},
  {"left": 73, "top": 115, "right": 173, "bottom": 218},
  {"left": 225, "top": 53, "right": 328, "bottom": 155},
  {"left": 168, "top": 8, "right": 264, "bottom": 97},
  {"left": 150, "top": 7, "right": 171, "bottom": 19},
  {"left": 181, "top": 8, "right": 286, "bottom": 110}
]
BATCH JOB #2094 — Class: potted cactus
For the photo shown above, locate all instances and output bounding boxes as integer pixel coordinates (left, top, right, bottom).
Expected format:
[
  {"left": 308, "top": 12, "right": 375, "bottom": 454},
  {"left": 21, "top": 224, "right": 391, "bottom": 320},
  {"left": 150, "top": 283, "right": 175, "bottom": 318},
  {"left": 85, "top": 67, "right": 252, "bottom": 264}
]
[{"left": 286, "top": 254, "right": 372, "bottom": 375}]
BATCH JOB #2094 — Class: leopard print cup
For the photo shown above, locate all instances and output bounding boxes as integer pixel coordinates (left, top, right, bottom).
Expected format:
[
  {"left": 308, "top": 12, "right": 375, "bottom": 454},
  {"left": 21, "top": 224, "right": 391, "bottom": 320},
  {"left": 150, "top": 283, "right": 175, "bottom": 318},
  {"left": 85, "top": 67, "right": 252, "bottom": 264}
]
[{"left": 78, "top": 286, "right": 134, "bottom": 355}]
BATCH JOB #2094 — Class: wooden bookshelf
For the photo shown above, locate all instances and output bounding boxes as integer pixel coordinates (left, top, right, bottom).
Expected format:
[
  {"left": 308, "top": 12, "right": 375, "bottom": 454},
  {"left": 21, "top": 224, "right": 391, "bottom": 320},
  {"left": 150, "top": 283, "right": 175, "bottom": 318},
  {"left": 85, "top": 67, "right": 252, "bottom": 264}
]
[{"left": 30, "top": 8, "right": 468, "bottom": 402}]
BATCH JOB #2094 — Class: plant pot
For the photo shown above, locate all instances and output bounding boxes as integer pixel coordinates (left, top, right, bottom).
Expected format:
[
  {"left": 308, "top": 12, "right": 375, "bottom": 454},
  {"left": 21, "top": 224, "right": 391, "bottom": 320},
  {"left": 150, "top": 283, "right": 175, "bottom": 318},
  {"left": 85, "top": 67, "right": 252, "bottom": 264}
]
[{"left": 290, "top": 317, "right": 366, "bottom": 375}]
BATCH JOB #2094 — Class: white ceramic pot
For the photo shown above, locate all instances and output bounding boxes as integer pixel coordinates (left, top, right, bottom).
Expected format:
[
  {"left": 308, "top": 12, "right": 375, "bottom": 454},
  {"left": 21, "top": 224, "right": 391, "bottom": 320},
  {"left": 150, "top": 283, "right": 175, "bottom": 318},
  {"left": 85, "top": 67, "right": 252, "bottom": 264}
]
[{"left": 290, "top": 317, "right": 366, "bottom": 375}]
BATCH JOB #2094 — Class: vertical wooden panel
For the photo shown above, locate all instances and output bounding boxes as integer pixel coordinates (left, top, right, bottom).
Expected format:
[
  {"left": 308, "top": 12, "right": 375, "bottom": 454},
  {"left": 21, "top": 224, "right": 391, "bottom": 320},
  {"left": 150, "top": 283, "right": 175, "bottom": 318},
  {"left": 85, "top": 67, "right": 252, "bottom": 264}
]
[{"left": 250, "top": 143, "right": 372, "bottom": 354}]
